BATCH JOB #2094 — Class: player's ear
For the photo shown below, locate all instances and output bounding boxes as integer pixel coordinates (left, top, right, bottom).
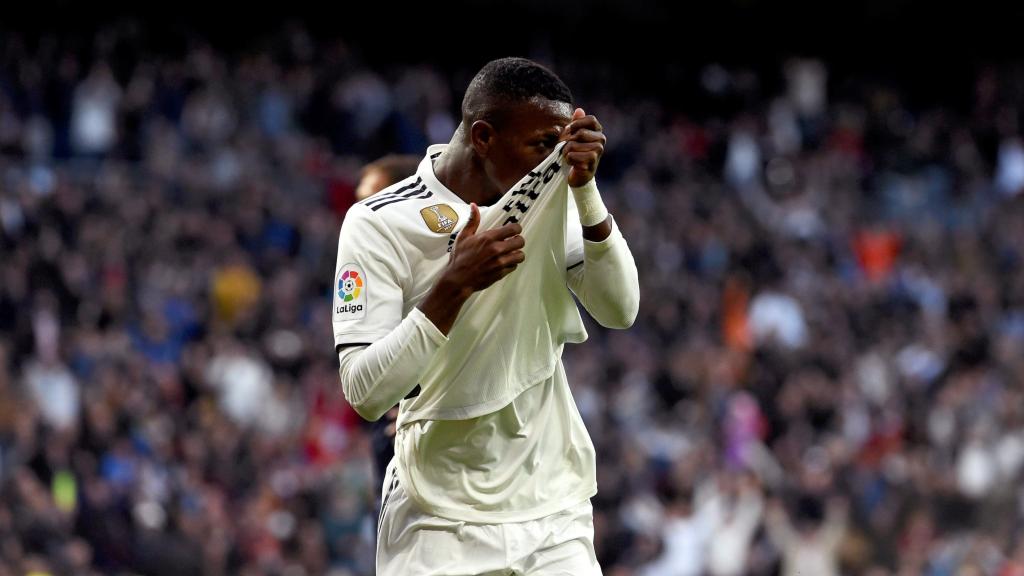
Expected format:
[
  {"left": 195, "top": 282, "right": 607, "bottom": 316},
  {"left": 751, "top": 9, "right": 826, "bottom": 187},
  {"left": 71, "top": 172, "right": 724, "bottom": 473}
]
[{"left": 469, "top": 120, "right": 496, "bottom": 158}]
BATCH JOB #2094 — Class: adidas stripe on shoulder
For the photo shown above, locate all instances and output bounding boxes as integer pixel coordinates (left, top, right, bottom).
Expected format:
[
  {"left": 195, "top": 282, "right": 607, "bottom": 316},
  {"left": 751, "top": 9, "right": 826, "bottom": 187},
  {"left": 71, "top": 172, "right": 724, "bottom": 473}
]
[{"left": 362, "top": 177, "right": 433, "bottom": 212}]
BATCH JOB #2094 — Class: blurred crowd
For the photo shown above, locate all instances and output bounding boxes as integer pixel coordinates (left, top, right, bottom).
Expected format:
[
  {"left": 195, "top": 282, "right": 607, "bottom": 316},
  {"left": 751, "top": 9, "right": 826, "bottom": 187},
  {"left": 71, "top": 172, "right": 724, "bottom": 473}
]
[{"left": 2, "top": 22, "right": 1024, "bottom": 576}]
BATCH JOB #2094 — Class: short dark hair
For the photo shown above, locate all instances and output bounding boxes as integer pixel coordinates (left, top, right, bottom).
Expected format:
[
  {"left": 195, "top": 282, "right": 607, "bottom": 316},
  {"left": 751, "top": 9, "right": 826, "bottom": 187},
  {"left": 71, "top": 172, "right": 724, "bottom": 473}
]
[{"left": 461, "top": 57, "right": 573, "bottom": 127}]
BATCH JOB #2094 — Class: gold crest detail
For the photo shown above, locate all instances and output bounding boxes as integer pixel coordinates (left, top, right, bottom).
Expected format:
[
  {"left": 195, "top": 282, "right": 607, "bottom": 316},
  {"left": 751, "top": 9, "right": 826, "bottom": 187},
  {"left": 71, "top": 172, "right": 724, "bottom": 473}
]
[{"left": 420, "top": 204, "right": 459, "bottom": 234}]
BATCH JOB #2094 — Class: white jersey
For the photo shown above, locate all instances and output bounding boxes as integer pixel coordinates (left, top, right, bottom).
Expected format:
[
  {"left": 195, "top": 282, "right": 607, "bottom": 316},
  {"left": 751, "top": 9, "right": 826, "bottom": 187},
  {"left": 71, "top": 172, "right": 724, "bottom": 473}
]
[
  {"left": 331, "top": 144, "right": 583, "bottom": 351},
  {"left": 398, "top": 141, "right": 587, "bottom": 424},
  {"left": 333, "top": 144, "right": 596, "bottom": 522}
]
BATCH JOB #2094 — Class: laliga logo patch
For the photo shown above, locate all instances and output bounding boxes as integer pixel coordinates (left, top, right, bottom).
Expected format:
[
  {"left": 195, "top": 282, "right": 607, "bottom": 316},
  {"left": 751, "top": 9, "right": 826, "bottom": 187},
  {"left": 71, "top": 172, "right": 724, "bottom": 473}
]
[
  {"left": 334, "top": 264, "right": 366, "bottom": 321},
  {"left": 420, "top": 204, "right": 459, "bottom": 234}
]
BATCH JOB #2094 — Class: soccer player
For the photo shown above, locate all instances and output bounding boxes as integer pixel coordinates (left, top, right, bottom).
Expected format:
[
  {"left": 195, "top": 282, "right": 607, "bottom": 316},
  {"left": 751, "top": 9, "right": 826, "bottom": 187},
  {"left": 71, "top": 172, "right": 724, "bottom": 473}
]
[{"left": 334, "top": 57, "right": 639, "bottom": 574}]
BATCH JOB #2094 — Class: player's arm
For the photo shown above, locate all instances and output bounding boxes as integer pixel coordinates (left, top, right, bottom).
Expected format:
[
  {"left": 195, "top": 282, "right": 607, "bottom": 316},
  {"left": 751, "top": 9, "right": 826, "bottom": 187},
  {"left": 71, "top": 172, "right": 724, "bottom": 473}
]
[
  {"left": 333, "top": 204, "right": 434, "bottom": 421},
  {"left": 566, "top": 199, "right": 639, "bottom": 329},
  {"left": 335, "top": 203, "right": 526, "bottom": 420},
  {"left": 337, "top": 309, "right": 447, "bottom": 421},
  {"left": 561, "top": 109, "right": 639, "bottom": 329}
]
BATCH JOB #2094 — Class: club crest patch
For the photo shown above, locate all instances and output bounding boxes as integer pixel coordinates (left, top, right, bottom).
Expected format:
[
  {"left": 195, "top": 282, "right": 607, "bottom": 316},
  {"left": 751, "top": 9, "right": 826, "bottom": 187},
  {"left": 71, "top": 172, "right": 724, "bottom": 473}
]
[{"left": 420, "top": 204, "right": 459, "bottom": 234}]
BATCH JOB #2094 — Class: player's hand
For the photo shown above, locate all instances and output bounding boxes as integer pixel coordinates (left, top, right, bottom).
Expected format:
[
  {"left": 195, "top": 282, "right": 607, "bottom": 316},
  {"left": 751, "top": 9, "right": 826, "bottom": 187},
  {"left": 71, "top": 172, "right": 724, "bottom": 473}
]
[
  {"left": 560, "top": 107, "right": 605, "bottom": 187},
  {"left": 443, "top": 203, "right": 525, "bottom": 295}
]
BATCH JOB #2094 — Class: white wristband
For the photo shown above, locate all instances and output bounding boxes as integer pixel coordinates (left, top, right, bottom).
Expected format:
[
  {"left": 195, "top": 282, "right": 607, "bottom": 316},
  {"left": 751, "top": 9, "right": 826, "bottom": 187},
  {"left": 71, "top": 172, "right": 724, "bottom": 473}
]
[{"left": 570, "top": 179, "right": 609, "bottom": 227}]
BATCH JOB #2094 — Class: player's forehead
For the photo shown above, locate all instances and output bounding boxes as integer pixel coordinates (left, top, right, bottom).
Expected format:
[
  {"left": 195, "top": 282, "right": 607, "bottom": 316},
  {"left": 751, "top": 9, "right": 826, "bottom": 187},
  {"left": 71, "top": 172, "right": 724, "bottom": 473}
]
[{"left": 507, "top": 98, "right": 573, "bottom": 133}]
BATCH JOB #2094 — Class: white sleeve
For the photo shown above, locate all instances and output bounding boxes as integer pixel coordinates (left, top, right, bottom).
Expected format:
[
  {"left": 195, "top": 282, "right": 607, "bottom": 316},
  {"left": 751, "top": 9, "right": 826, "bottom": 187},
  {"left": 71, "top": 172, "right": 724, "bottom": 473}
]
[
  {"left": 337, "top": 307, "right": 447, "bottom": 421},
  {"left": 566, "top": 215, "right": 640, "bottom": 329},
  {"left": 566, "top": 190, "right": 585, "bottom": 269},
  {"left": 332, "top": 203, "right": 409, "bottom": 349}
]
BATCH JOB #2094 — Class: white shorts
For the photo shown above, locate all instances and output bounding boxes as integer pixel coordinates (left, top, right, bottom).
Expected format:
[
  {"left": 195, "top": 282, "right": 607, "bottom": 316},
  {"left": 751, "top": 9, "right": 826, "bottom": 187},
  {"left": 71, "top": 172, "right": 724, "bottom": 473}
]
[{"left": 376, "top": 462, "right": 602, "bottom": 576}]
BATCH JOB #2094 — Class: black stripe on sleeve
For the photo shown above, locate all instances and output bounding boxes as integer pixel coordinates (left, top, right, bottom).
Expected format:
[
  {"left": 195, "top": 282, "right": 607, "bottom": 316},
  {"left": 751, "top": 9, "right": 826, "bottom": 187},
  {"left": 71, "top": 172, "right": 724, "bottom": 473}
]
[
  {"left": 363, "top": 182, "right": 419, "bottom": 209},
  {"left": 336, "top": 343, "right": 372, "bottom": 354},
  {"left": 362, "top": 192, "right": 399, "bottom": 208},
  {"left": 363, "top": 177, "right": 424, "bottom": 208},
  {"left": 370, "top": 187, "right": 433, "bottom": 211},
  {"left": 367, "top": 183, "right": 426, "bottom": 208}
]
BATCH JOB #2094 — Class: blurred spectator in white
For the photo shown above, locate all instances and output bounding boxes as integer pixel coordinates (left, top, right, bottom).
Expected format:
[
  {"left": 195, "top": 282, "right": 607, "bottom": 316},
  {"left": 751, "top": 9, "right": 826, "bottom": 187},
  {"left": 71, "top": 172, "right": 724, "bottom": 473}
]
[
  {"left": 995, "top": 136, "right": 1024, "bottom": 196},
  {"left": 749, "top": 290, "right": 808, "bottom": 349},
  {"left": 725, "top": 121, "right": 761, "bottom": 189},
  {"left": 638, "top": 481, "right": 722, "bottom": 576},
  {"left": 766, "top": 496, "right": 848, "bottom": 576},
  {"left": 785, "top": 58, "right": 827, "bottom": 121},
  {"left": 70, "top": 63, "right": 121, "bottom": 156},
  {"left": 204, "top": 341, "right": 274, "bottom": 428},
  {"left": 23, "top": 297, "right": 79, "bottom": 432},
  {"left": 23, "top": 358, "right": 78, "bottom": 432},
  {"left": 707, "top": 474, "right": 765, "bottom": 576},
  {"left": 956, "top": 424, "right": 999, "bottom": 499}
]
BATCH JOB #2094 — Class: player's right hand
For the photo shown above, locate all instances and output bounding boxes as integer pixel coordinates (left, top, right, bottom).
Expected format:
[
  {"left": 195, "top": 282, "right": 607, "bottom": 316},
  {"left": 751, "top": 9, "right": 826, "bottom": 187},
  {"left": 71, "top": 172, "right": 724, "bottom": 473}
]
[{"left": 444, "top": 203, "right": 525, "bottom": 294}]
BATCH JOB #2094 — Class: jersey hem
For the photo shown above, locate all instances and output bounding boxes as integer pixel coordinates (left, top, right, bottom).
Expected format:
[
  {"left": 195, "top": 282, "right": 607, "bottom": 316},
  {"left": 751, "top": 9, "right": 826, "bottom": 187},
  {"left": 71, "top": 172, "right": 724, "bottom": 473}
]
[{"left": 396, "top": 459, "right": 597, "bottom": 524}]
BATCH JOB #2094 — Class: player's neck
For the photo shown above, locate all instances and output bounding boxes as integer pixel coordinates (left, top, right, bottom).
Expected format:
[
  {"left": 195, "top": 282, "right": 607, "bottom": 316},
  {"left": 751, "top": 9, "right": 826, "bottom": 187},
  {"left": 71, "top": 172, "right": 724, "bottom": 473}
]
[{"left": 432, "top": 143, "right": 503, "bottom": 207}]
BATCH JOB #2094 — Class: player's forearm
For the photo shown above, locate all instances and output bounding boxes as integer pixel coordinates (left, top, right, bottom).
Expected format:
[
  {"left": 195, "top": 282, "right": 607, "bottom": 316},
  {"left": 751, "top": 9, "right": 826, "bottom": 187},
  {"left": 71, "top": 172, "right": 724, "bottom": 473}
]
[
  {"left": 415, "top": 275, "right": 473, "bottom": 336},
  {"left": 581, "top": 215, "right": 612, "bottom": 242},
  {"left": 337, "top": 307, "right": 447, "bottom": 421},
  {"left": 568, "top": 217, "right": 639, "bottom": 329},
  {"left": 573, "top": 179, "right": 611, "bottom": 242}
]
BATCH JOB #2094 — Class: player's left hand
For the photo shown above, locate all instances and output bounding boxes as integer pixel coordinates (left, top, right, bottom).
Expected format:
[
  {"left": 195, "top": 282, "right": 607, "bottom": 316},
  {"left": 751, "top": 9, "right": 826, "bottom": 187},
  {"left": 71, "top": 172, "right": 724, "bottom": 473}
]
[{"left": 560, "top": 108, "right": 605, "bottom": 188}]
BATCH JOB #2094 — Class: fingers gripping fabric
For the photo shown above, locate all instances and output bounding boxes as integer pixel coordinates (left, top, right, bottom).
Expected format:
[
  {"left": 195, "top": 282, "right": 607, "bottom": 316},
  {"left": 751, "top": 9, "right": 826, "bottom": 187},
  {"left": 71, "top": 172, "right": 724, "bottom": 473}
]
[{"left": 398, "top": 142, "right": 588, "bottom": 426}]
